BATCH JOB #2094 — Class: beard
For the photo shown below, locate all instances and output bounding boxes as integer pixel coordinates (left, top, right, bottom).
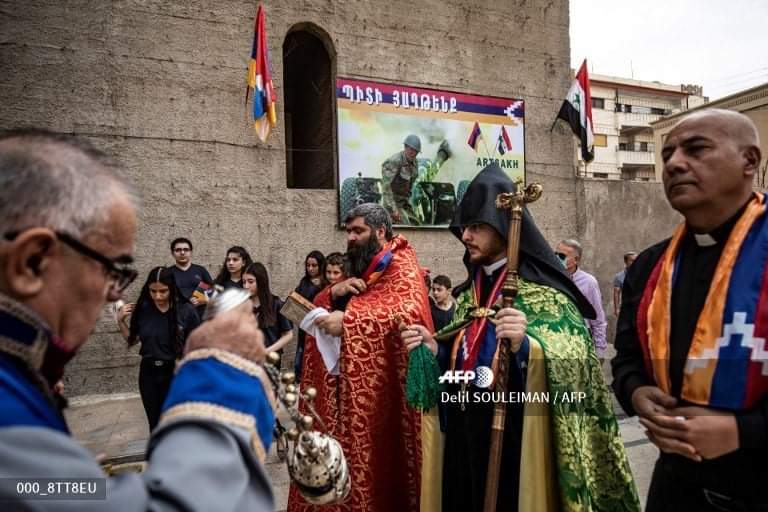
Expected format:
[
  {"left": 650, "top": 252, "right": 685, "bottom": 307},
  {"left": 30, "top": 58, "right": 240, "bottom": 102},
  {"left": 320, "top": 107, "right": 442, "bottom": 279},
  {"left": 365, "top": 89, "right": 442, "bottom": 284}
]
[{"left": 346, "top": 236, "right": 382, "bottom": 278}]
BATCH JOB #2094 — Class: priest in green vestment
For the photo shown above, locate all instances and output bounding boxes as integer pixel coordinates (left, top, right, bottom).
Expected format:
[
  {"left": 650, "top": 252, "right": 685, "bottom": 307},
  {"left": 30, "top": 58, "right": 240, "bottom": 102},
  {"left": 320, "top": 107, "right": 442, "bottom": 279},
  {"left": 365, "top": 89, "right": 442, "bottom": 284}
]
[{"left": 402, "top": 163, "right": 639, "bottom": 511}]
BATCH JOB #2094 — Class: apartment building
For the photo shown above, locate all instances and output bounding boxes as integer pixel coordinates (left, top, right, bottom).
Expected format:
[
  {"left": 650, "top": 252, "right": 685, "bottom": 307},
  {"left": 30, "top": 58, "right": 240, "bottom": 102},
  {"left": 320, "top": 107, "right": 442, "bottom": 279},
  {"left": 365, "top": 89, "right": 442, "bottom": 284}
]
[
  {"left": 581, "top": 73, "right": 707, "bottom": 180},
  {"left": 651, "top": 81, "right": 768, "bottom": 184}
]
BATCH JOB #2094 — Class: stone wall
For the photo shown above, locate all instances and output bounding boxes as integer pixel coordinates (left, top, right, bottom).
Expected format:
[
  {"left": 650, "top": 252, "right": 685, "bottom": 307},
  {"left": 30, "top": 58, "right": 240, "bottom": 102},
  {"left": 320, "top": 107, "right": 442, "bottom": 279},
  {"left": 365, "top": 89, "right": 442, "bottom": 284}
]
[
  {"left": 576, "top": 179, "right": 682, "bottom": 341},
  {"left": 1, "top": 0, "right": 580, "bottom": 395}
]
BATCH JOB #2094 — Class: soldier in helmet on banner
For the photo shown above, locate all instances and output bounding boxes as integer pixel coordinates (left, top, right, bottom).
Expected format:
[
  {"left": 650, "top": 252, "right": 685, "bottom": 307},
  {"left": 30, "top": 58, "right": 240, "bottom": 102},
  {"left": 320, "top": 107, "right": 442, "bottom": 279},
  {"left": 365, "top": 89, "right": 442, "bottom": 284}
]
[{"left": 382, "top": 134, "right": 421, "bottom": 225}]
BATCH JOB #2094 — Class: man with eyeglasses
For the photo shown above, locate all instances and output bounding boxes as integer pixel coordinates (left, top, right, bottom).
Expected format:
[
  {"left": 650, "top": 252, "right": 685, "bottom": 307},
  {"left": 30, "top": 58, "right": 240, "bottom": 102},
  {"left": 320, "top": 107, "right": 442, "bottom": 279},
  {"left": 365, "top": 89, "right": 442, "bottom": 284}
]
[
  {"left": 0, "top": 129, "right": 276, "bottom": 510},
  {"left": 170, "top": 237, "right": 213, "bottom": 312}
]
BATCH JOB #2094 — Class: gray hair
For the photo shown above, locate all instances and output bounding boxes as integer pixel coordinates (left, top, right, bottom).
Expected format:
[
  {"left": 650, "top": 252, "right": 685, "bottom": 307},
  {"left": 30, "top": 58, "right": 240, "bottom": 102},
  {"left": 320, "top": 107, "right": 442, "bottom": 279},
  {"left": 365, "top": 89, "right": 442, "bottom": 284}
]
[
  {"left": 0, "top": 129, "right": 138, "bottom": 238},
  {"left": 344, "top": 203, "right": 393, "bottom": 240},
  {"left": 559, "top": 239, "right": 583, "bottom": 258}
]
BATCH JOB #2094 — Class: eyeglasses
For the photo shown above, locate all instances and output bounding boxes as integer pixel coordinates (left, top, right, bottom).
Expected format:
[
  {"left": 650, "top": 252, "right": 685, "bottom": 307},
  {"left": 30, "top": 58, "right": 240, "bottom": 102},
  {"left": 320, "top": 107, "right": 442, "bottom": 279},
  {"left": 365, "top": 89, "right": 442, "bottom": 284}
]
[
  {"left": 173, "top": 247, "right": 191, "bottom": 253},
  {"left": 555, "top": 252, "right": 567, "bottom": 259},
  {"left": 4, "top": 230, "right": 138, "bottom": 293}
]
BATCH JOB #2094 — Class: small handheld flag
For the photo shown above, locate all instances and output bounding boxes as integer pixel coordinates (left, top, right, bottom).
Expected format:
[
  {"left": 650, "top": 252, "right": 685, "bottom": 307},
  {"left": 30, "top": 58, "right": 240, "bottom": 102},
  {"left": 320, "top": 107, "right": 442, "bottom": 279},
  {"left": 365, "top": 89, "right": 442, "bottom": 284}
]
[
  {"left": 467, "top": 122, "right": 482, "bottom": 151},
  {"left": 555, "top": 59, "right": 594, "bottom": 162},
  {"left": 246, "top": 5, "right": 277, "bottom": 142},
  {"left": 496, "top": 125, "right": 512, "bottom": 155}
]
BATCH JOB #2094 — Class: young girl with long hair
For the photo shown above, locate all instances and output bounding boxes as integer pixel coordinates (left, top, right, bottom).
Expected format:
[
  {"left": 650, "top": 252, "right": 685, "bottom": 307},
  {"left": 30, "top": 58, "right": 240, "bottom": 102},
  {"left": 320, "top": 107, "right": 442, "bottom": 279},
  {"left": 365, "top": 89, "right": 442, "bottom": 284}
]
[
  {"left": 295, "top": 250, "right": 327, "bottom": 300},
  {"left": 117, "top": 266, "right": 200, "bottom": 430},
  {"left": 293, "top": 250, "right": 327, "bottom": 379},
  {"left": 214, "top": 246, "right": 252, "bottom": 289},
  {"left": 242, "top": 262, "right": 293, "bottom": 364}
]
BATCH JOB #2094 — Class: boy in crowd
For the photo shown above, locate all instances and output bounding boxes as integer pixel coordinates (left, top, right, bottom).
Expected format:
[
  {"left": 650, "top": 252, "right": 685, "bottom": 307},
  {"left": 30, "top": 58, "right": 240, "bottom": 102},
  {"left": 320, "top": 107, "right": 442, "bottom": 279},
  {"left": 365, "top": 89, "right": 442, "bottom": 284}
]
[
  {"left": 169, "top": 237, "right": 213, "bottom": 314},
  {"left": 430, "top": 274, "right": 455, "bottom": 332},
  {"left": 324, "top": 252, "right": 346, "bottom": 284}
]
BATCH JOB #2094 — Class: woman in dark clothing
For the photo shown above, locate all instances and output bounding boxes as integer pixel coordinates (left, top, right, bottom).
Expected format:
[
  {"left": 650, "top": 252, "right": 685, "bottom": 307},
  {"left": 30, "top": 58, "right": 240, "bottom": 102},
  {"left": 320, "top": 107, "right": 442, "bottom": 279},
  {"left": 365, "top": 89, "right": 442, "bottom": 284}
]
[
  {"left": 117, "top": 266, "right": 200, "bottom": 431},
  {"left": 242, "top": 262, "right": 293, "bottom": 366},
  {"left": 213, "top": 246, "right": 252, "bottom": 289},
  {"left": 293, "top": 250, "right": 326, "bottom": 378},
  {"left": 295, "top": 250, "right": 326, "bottom": 301}
]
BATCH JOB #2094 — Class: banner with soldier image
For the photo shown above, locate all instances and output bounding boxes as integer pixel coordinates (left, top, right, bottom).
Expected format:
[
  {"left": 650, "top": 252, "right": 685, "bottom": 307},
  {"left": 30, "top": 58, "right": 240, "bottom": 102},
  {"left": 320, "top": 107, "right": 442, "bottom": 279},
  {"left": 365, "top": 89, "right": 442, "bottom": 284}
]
[{"left": 336, "top": 77, "right": 525, "bottom": 227}]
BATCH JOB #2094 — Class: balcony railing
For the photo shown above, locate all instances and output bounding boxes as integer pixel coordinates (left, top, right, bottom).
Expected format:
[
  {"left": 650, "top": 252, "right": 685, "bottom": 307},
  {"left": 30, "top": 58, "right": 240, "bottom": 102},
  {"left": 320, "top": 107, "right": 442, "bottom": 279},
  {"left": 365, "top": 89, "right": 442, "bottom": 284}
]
[
  {"left": 617, "top": 142, "right": 655, "bottom": 153},
  {"left": 618, "top": 149, "right": 654, "bottom": 166},
  {"left": 617, "top": 112, "right": 664, "bottom": 127}
]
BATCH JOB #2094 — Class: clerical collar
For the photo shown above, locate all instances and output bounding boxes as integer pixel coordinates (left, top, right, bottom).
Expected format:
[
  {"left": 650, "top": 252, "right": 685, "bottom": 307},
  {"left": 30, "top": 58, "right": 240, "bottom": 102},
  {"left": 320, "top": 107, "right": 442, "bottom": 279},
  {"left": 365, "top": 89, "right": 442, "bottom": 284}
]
[
  {"left": 688, "top": 198, "right": 751, "bottom": 247},
  {"left": 483, "top": 257, "right": 507, "bottom": 276},
  {"left": 693, "top": 233, "right": 717, "bottom": 247}
]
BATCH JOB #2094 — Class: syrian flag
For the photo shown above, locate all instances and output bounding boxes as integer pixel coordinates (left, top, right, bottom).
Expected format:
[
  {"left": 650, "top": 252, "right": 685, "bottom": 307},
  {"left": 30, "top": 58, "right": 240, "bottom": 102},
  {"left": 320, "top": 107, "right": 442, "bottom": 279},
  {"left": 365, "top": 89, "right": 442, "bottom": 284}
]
[
  {"left": 556, "top": 59, "right": 594, "bottom": 162},
  {"left": 496, "top": 125, "right": 512, "bottom": 155},
  {"left": 467, "top": 122, "right": 482, "bottom": 151}
]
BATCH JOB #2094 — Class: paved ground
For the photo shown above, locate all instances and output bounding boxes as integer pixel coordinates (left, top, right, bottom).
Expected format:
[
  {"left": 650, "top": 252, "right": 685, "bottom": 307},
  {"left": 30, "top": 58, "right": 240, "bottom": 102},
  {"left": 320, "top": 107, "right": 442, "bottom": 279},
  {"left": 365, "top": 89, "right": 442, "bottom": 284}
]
[{"left": 66, "top": 371, "right": 658, "bottom": 511}]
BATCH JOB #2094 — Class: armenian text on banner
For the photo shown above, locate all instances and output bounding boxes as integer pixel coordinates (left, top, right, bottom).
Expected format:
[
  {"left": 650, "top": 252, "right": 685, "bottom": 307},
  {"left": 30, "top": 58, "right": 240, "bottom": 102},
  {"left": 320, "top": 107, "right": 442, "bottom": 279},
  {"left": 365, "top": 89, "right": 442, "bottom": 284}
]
[{"left": 336, "top": 77, "right": 525, "bottom": 227}]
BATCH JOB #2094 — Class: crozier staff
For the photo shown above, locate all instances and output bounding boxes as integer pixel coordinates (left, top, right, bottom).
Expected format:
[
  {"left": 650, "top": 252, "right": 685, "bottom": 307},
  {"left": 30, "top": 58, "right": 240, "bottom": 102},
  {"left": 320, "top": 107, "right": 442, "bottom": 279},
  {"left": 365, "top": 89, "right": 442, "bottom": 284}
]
[{"left": 401, "top": 163, "right": 639, "bottom": 511}]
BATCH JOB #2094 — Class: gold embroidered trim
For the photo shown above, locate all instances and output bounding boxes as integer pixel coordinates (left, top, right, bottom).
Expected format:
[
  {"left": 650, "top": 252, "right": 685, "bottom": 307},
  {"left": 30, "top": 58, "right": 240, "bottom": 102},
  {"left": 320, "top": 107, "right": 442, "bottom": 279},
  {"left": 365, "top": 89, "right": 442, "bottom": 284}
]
[
  {"left": 176, "top": 349, "right": 277, "bottom": 410},
  {"left": 0, "top": 293, "right": 50, "bottom": 370},
  {"left": 159, "top": 402, "right": 267, "bottom": 463},
  {"left": 469, "top": 307, "right": 497, "bottom": 319},
  {"left": 0, "top": 336, "right": 46, "bottom": 370}
]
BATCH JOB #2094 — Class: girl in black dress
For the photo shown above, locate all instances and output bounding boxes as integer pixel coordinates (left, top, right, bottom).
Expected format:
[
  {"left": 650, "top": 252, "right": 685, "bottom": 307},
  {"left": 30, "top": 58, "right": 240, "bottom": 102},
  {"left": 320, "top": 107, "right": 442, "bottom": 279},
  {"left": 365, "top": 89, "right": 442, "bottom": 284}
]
[
  {"left": 117, "top": 267, "right": 200, "bottom": 430},
  {"left": 214, "top": 246, "right": 252, "bottom": 290},
  {"left": 242, "top": 262, "right": 293, "bottom": 364},
  {"left": 293, "top": 250, "right": 327, "bottom": 378}
]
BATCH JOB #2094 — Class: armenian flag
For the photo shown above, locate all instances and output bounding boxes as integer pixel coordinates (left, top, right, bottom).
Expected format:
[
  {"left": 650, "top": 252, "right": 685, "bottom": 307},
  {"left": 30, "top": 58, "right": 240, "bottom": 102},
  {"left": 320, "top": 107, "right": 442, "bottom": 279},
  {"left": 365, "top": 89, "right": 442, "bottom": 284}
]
[{"left": 467, "top": 121, "right": 482, "bottom": 151}]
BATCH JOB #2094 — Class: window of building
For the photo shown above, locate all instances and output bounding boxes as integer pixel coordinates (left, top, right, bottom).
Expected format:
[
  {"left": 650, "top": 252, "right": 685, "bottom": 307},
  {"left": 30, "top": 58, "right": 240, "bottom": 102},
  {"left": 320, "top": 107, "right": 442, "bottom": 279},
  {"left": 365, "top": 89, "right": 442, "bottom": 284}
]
[
  {"left": 651, "top": 107, "right": 666, "bottom": 115},
  {"left": 283, "top": 26, "right": 335, "bottom": 189},
  {"left": 592, "top": 172, "right": 609, "bottom": 179},
  {"left": 594, "top": 134, "right": 608, "bottom": 147},
  {"left": 639, "top": 141, "right": 649, "bottom": 152},
  {"left": 632, "top": 105, "right": 652, "bottom": 114},
  {"left": 592, "top": 98, "right": 605, "bottom": 109},
  {"left": 618, "top": 142, "right": 628, "bottom": 151}
]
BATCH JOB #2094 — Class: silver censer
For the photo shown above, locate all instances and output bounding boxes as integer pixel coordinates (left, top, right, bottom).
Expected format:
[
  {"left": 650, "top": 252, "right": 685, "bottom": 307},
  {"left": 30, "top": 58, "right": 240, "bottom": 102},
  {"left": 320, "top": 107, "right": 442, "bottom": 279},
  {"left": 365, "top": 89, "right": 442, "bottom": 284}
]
[{"left": 205, "top": 286, "right": 351, "bottom": 505}]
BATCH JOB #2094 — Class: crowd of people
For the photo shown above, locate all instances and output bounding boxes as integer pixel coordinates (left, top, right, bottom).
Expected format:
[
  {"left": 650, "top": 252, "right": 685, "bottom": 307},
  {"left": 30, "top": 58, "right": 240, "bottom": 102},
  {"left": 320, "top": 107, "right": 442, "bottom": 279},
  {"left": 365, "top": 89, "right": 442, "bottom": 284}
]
[
  {"left": 114, "top": 234, "right": 460, "bottom": 433},
  {"left": 1, "top": 107, "right": 766, "bottom": 512}
]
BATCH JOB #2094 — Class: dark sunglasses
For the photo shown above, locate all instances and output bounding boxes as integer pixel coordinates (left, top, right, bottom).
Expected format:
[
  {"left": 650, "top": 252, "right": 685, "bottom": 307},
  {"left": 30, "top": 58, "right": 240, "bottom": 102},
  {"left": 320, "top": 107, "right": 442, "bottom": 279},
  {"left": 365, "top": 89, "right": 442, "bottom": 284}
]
[
  {"left": 555, "top": 252, "right": 567, "bottom": 259},
  {"left": 4, "top": 230, "right": 138, "bottom": 293}
]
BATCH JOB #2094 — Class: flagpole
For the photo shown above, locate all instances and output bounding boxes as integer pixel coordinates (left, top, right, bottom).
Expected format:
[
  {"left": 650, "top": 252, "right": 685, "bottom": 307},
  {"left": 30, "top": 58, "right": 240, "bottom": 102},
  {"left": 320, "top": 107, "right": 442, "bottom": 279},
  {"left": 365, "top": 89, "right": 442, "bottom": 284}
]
[
  {"left": 481, "top": 137, "right": 493, "bottom": 160},
  {"left": 549, "top": 117, "right": 559, "bottom": 132}
]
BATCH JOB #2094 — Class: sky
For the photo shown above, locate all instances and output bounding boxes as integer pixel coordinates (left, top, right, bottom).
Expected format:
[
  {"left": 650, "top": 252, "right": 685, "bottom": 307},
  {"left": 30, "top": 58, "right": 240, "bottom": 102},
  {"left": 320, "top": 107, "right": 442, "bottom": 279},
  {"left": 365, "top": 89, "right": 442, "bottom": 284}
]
[{"left": 570, "top": 0, "right": 768, "bottom": 100}]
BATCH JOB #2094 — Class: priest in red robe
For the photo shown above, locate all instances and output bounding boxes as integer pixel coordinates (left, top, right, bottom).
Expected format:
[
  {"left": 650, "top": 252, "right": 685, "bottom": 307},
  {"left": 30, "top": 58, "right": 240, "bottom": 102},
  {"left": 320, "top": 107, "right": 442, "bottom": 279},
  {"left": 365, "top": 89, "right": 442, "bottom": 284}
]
[{"left": 288, "top": 203, "right": 434, "bottom": 512}]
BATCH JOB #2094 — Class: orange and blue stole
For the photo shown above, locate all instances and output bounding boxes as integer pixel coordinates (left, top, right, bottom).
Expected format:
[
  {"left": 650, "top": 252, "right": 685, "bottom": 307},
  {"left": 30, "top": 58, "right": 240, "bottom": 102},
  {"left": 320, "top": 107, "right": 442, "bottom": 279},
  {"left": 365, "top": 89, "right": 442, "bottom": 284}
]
[
  {"left": 638, "top": 193, "right": 768, "bottom": 410},
  {"left": 360, "top": 242, "right": 394, "bottom": 286}
]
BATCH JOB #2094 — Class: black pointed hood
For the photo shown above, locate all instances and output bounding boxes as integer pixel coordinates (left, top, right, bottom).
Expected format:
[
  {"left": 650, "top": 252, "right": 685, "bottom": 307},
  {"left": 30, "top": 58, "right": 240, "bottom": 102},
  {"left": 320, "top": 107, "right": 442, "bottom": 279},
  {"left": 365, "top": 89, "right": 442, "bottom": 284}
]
[{"left": 450, "top": 163, "right": 596, "bottom": 320}]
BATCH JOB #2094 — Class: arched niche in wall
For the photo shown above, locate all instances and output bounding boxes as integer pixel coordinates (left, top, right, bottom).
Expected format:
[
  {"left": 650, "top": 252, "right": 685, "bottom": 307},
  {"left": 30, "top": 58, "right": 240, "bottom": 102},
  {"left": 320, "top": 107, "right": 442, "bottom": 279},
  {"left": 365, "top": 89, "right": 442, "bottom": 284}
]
[{"left": 283, "top": 23, "right": 336, "bottom": 189}]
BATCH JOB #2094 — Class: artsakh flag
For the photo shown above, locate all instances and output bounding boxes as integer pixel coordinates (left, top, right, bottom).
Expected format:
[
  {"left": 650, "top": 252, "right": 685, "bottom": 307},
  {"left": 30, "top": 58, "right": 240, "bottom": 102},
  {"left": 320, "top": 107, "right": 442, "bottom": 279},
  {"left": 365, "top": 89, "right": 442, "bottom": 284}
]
[
  {"left": 556, "top": 59, "right": 594, "bottom": 162},
  {"left": 467, "top": 121, "right": 482, "bottom": 151},
  {"left": 246, "top": 5, "right": 277, "bottom": 142},
  {"left": 496, "top": 125, "right": 512, "bottom": 155}
]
